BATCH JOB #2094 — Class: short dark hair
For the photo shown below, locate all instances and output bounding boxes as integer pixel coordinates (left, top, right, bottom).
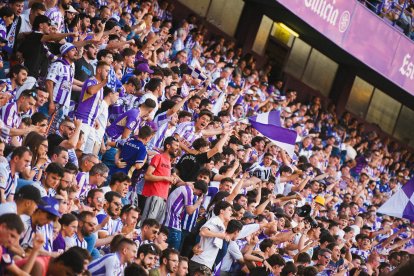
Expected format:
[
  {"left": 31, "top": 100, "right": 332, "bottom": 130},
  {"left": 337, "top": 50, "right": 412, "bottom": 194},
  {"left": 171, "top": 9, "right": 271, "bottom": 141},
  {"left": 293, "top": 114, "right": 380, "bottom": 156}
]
[
  {"left": 194, "top": 180, "right": 208, "bottom": 194},
  {"left": 197, "top": 110, "right": 214, "bottom": 122},
  {"left": 192, "top": 138, "right": 209, "bottom": 151},
  {"left": 267, "top": 254, "right": 286, "bottom": 267},
  {"left": 137, "top": 243, "right": 159, "bottom": 258},
  {"left": 141, "top": 218, "right": 160, "bottom": 228},
  {"left": 259, "top": 238, "right": 274, "bottom": 252},
  {"left": 33, "top": 15, "right": 51, "bottom": 31},
  {"left": 213, "top": 200, "right": 233, "bottom": 216},
  {"left": 97, "top": 49, "right": 112, "bottom": 61},
  {"left": 31, "top": 112, "right": 48, "bottom": 125},
  {"left": 104, "top": 191, "right": 122, "bottom": 203},
  {"left": 110, "top": 172, "right": 131, "bottom": 186},
  {"left": 86, "top": 188, "right": 103, "bottom": 202},
  {"left": 137, "top": 125, "right": 154, "bottom": 139},
  {"left": 226, "top": 219, "right": 243, "bottom": 234},
  {"left": 45, "top": 162, "right": 65, "bottom": 177},
  {"left": 140, "top": 98, "right": 157, "bottom": 109},
  {"left": 160, "top": 248, "right": 179, "bottom": 264},
  {"left": 124, "top": 263, "right": 148, "bottom": 276},
  {"left": 163, "top": 136, "right": 178, "bottom": 151},
  {"left": 9, "top": 64, "right": 28, "bottom": 79},
  {"left": 0, "top": 213, "right": 25, "bottom": 234},
  {"left": 11, "top": 146, "right": 32, "bottom": 159},
  {"left": 122, "top": 47, "right": 135, "bottom": 57},
  {"left": 77, "top": 211, "right": 94, "bottom": 222},
  {"left": 145, "top": 78, "right": 162, "bottom": 92},
  {"left": 297, "top": 252, "right": 311, "bottom": 264}
]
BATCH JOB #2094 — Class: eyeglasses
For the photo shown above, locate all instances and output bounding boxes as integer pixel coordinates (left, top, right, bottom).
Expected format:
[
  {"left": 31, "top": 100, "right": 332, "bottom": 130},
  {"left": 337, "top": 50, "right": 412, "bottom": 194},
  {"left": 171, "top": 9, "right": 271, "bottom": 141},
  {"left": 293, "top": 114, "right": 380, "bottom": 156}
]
[
  {"left": 322, "top": 255, "right": 331, "bottom": 259},
  {"left": 112, "top": 202, "right": 122, "bottom": 207},
  {"left": 99, "top": 174, "right": 108, "bottom": 180},
  {"left": 88, "top": 159, "right": 99, "bottom": 165},
  {"left": 63, "top": 125, "right": 75, "bottom": 131},
  {"left": 96, "top": 197, "right": 104, "bottom": 203},
  {"left": 168, "top": 259, "right": 179, "bottom": 263}
]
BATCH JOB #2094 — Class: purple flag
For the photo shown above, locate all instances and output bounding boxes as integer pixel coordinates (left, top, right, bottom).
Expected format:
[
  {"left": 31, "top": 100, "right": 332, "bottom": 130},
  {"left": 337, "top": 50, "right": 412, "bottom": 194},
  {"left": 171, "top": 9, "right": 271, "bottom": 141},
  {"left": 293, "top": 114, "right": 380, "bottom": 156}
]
[
  {"left": 378, "top": 178, "right": 414, "bottom": 221},
  {"left": 248, "top": 116, "right": 297, "bottom": 157}
]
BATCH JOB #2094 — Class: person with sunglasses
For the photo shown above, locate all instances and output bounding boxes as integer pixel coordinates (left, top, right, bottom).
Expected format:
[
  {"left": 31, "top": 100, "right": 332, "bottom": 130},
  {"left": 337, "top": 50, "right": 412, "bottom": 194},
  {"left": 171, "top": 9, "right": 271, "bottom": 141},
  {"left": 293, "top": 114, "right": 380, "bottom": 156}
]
[{"left": 47, "top": 116, "right": 82, "bottom": 165}]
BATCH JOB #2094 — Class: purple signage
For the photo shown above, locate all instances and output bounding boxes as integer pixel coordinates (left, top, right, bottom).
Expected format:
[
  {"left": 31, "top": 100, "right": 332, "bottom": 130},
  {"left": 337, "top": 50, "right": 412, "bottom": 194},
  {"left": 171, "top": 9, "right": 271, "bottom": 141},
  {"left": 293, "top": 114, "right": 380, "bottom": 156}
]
[{"left": 276, "top": 0, "right": 414, "bottom": 96}]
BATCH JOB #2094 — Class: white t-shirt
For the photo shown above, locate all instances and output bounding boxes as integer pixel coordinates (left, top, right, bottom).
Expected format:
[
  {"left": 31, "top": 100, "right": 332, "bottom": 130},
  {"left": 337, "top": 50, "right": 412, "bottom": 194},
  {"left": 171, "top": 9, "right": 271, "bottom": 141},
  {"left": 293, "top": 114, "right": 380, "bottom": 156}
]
[
  {"left": 191, "top": 216, "right": 225, "bottom": 269},
  {"left": 221, "top": 240, "right": 243, "bottom": 272},
  {"left": 0, "top": 201, "right": 17, "bottom": 215}
]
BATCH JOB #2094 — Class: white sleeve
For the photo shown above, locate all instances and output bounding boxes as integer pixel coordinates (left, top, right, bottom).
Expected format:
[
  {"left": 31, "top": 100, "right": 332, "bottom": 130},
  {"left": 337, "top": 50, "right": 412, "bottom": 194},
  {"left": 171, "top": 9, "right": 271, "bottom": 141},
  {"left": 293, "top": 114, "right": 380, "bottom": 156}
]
[
  {"left": 228, "top": 241, "right": 243, "bottom": 261},
  {"left": 0, "top": 165, "right": 7, "bottom": 190},
  {"left": 46, "top": 62, "right": 61, "bottom": 83}
]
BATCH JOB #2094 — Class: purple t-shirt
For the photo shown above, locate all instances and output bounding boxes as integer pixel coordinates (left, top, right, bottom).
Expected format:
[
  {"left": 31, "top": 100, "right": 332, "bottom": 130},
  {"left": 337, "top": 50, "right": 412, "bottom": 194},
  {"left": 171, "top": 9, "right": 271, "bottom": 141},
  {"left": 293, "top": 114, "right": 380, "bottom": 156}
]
[
  {"left": 74, "top": 78, "right": 103, "bottom": 126},
  {"left": 106, "top": 108, "right": 141, "bottom": 140},
  {"left": 52, "top": 233, "right": 65, "bottom": 252}
]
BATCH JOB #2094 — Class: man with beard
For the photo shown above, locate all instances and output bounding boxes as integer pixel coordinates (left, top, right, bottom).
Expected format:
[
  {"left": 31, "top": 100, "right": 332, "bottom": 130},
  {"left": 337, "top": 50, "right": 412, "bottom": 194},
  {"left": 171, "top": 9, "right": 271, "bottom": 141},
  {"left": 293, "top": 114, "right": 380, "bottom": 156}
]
[
  {"left": 74, "top": 61, "right": 110, "bottom": 154},
  {"left": 74, "top": 211, "right": 96, "bottom": 249},
  {"left": 74, "top": 44, "right": 96, "bottom": 83},
  {"left": 149, "top": 248, "right": 179, "bottom": 276},
  {"left": 47, "top": 117, "right": 82, "bottom": 156},
  {"left": 140, "top": 136, "right": 180, "bottom": 223},
  {"left": 97, "top": 191, "right": 123, "bottom": 238},
  {"left": 0, "top": 65, "right": 28, "bottom": 102},
  {"left": 46, "top": 42, "right": 79, "bottom": 134},
  {"left": 135, "top": 243, "right": 160, "bottom": 273}
]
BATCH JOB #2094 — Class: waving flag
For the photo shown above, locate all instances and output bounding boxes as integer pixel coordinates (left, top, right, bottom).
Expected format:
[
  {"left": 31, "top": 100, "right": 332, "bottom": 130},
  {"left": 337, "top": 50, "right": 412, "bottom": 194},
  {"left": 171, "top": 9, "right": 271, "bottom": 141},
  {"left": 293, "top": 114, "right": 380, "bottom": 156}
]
[
  {"left": 249, "top": 110, "right": 281, "bottom": 126},
  {"left": 249, "top": 111, "right": 297, "bottom": 157},
  {"left": 211, "top": 92, "right": 226, "bottom": 115},
  {"left": 378, "top": 178, "right": 414, "bottom": 221},
  {"left": 188, "top": 66, "right": 207, "bottom": 82}
]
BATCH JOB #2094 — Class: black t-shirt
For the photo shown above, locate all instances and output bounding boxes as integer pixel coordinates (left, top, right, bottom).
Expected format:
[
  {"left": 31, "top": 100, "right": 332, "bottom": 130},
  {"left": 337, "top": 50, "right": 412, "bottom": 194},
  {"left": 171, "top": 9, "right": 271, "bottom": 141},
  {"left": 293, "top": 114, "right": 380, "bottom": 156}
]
[
  {"left": 74, "top": 57, "right": 94, "bottom": 82},
  {"left": 47, "top": 133, "right": 64, "bottom": 157},
  {"left": 18, "top": 32, "right": 50, "bottom": 78},
  {"left": 176, "top": 152, "right": 210, "bottom": 182}
]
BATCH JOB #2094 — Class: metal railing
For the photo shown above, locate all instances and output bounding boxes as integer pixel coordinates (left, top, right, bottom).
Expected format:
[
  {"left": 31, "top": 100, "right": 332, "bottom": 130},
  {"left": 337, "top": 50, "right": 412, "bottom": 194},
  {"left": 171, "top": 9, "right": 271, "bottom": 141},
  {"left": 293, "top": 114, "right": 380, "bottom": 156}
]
[{"left": 361, "top": 0, "right": 414, "bottom": 36}]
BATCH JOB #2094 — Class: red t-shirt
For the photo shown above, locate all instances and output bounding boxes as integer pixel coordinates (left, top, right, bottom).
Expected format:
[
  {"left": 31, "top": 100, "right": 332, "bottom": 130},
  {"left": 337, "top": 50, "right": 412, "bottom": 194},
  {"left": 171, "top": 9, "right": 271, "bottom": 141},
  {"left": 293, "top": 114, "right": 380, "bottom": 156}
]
[{"left": 142, "top": 153, "right": 171, "bottom": 200}]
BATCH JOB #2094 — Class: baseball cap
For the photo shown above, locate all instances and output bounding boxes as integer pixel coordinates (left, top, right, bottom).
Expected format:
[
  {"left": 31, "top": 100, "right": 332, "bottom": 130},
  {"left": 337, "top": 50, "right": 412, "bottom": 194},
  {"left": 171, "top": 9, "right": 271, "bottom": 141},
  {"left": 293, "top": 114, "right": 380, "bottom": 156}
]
[
  {"left": 66, "top": 5, "right": 78, "bottom": 14},
  {"left": 245, "top": 89, "right": 254, "bottom": 95},
  {"left": 314, "top": 195, "right": 325, "bottom": 206},
  {"left": 136, "top": 63, "right": 154, "bottom": 74},
  {"left": 60, "top": 43, "right": 76, "bottom": 56},
  {"left": 206, "top": 59, "right": 215, "bottom": 65},
  {"left": 242, "top": 212, "right": 257, "bottom": 219},
  {"left": 38, "top": 196, "right": 61, "bottom": 218},
  {"left": 15, "top": 185, "right": 42, "bottom": 204}
]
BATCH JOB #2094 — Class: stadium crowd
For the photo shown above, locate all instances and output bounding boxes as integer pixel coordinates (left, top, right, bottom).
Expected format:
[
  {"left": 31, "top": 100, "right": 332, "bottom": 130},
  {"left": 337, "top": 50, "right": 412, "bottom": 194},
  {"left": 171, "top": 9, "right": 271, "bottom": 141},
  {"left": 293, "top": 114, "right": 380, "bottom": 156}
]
[{"left": 0, "top": 0, "right": 413, "bottom": 275}]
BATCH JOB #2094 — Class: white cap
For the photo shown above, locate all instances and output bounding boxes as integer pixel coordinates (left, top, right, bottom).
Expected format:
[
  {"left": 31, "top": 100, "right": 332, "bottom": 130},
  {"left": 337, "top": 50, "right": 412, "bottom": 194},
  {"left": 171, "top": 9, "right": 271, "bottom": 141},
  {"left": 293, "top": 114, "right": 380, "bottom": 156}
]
[
  {"left": 206, "top": 59, "right": 215, "bottom": 65},
  {"left": 245, "top": 89, "right": 254, "bottom": 95},
  {"left": 60, "top": 43, "right": 76, "bottom": 55},
  {"left": 66, "top": 5, "right": 79, "bottom": 14}
]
